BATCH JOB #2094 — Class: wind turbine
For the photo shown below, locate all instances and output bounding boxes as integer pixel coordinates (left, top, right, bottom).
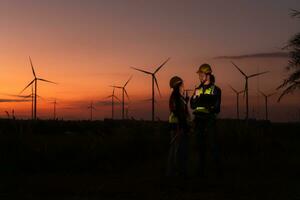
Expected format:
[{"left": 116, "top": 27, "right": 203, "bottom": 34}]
[
  {"left": 52, "top": 99, "right": 57, "bottom": 120},
  {"left": 184, "top": 89, "right": 193, "bottom": 98},
  {"left": 12, "top": 109, "right": 15, "bottom": 119},
  {"left": 125, "top": 106, "right": 129, "bottom": 119},
  {"left": 87, "top": 101, "right": 96, "bottom": 121},
  {"left": 231, "top": 61, "right": 269, "bottom": 120},
  {"left": 229, "top": 85, "right": 244, "bottom": 119},
  {"left": 131, "top": 58, "right": 170, "bottom": 121},
  {"left": 4, "top": 92, "right": 43, "bottom": 119},
  {"left": 106, "top": 87, "right": 121, "bottom": 119},
  {"left": 111, "top": 76, "right": 132, "bottom": 120},
  {"left": 259, "top": 91, "right": 276, "bottom": 121},
  {"left": 4, "top": 111, "right": 10, "bottom": 118},
  {"left": 4, "top": 110, "right": 15, "bottom": 119},
  {"left": 20, "top": 57, "right": 57, "bottom": 120}
]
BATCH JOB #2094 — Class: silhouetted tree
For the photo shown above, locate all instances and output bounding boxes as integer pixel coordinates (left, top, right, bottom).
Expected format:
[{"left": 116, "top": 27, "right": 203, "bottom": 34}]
[{"left": 278, "top": 9, "right": 300, "bottom": 101}]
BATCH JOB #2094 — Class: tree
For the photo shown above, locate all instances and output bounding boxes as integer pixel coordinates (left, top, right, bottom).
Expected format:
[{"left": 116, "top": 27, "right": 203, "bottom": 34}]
[{"left": 277, "top": 9, "right": 300, "bottom": 101}]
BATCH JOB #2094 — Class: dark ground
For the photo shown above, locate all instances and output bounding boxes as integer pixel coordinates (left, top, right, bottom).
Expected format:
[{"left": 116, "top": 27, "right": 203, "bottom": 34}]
[{"left": 0, "top": 119, "right": 299, "bottom": 199}]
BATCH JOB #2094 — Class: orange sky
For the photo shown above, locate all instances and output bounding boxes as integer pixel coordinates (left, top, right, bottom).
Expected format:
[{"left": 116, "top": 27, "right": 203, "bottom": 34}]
[{"left": 0, "top": 1, "right": 299, "bottom": 121}]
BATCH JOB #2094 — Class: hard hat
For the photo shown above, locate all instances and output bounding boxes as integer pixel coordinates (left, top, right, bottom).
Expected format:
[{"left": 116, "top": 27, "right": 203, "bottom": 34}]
[
  {"left": 197, "top": 63, "right": 212, "bottom": 74},
  {"left": 169, "top": 76, "right": 183, "bottom": 88}
]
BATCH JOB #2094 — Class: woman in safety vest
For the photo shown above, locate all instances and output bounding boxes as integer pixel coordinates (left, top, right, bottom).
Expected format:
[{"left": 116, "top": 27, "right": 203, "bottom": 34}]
[{"left": 166, "top": 76, "right": 190, "bottom": 177}]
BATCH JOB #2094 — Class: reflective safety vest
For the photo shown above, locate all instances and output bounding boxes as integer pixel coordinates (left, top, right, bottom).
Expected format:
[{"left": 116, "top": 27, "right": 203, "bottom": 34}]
[
  {"left": 168, "top": 96, "right": 187, "bottom": 124},
  {"left": 194, "top": 85, "right": 215, "bottom": 114}
]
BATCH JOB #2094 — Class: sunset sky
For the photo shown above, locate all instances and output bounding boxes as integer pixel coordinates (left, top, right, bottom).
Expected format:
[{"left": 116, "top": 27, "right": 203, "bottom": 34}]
[{"left": 0, "top": 0, "right": 299, "bottom": 121}]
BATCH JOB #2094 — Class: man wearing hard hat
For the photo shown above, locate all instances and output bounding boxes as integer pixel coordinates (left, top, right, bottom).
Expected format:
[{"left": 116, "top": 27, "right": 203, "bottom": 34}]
[{"left": 190, "top": 63, "right": 222, "bottom": 177}]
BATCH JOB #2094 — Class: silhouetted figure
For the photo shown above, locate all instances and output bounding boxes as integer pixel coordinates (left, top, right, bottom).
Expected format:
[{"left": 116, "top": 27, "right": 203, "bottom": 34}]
[
  {"left": 166, "top": 76, "right": 190, "bottom": 177},
  {"left": 190, "top": 64, "right": 222, "bottom": 177}
]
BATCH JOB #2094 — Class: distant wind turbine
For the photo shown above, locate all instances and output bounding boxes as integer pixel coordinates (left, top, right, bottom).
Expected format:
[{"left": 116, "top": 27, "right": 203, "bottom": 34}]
[
  {"left": 125, "top": 106, "right": 129, "bottom": 120},
  {"left": 259, "top": 91, "right": 276, "bottom": 121},
  {"left": 4, "top": 111, "right": 10, "bottom": 118},
  {"left": 106, "top": 87, "right": 121, "bottom": 119},
  {"left": 87, "top": 101, "right": 96, "bottom": 121},
  {"left": 20, "top": 57, "right": 57, "bottom": 120},
  {"left": 231, "top": 61, "right": 269, "bottom": 120},
  {"left": 111, "top": 76, "right": 132, "bottom": 120},
  {"left": 229, "top": 85, "right": 244, "bottom": 119},
  {"left": 4, "top": 110, "right": 15, "bottom": 119},
  {"left": 52, "top": 99, "right": 57, "bottom": 120},
  {"left": 5, "top": 92, "right": 43, "bottom": 119},
  {"left": 184, "top": 89, "right": 193, "bottom": 98},
  {"left": 131, "top": 58, "right": 170, "bottom": 121}
]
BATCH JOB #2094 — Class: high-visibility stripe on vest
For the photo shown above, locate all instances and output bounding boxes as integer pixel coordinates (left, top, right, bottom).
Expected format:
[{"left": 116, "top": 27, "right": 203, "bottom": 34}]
[
  {"left": 168, "top": 112, "right": 178, "bottom": 123},
  {"left": 194, "top": 85, "right": 215, "bottom": 114}
]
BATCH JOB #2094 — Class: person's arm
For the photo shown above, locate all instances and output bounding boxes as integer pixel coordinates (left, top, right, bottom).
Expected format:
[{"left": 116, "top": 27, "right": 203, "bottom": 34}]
[
  {"left": 169, "top": 94, "right": 176, "bottom": 113},
  {"left": 190, "top": 89, "right": 201, "bottom": 109},
  {"left": 172, "top": 95, "right": 188, "bottom": 128},
  {"left": 212, "top": 87, "right": 221, "bottom": 114}
]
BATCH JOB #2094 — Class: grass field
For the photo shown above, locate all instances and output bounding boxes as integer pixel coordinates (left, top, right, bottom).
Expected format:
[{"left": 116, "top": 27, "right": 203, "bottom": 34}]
[{"left": 0, "top": 119, "right": 299, "bottom": 199}]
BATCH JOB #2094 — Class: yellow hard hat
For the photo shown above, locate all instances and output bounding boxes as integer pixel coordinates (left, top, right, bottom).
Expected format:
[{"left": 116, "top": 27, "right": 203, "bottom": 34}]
[
  {"left": 197, "top": 63, "right": 212, "bottom": 74},
  {"left": 169, "top": 76, "right": 183, "bottom": 88}
]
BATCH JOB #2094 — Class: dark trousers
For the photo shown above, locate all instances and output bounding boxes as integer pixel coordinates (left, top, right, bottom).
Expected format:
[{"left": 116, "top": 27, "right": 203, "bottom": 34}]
[
  {"left": 194, "top": 114, "right": 221, "bottom": 177},
  {"left": 166, "top": 124, "right": 189, "bottom": 177}
]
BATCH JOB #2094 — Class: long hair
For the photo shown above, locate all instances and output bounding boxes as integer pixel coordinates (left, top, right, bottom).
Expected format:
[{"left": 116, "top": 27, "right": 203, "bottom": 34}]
[{"left": 172, "top": 82, "right": 182, "bottom": 96}]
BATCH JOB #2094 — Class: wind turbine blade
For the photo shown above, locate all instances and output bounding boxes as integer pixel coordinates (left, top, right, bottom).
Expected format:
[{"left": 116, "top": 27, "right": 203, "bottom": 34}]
[
  {"left": 131, "top": 67, "right": 152, "bottom": 75},
  {"left": 112, "top": 87, "right": 115, "bottom": 95},
  {"left": 154, "top": 57, "right": 170, "bottom": 74},
  {"left": 231, "top": 61, "right": 247, "bottom": 77},
  {"left": 114, "top": 95, "right": 121, "bottom": 102},
  {"left": 124, "top": 76, "right": 132, "bottom": 87},
  {"left": 268, "top": 92, "right": 277, "bottom": 97},
  {"left": 106, "top": 95, "right": 113, "bottom": 98},
  {"left": 228, "top": 84, "right": 238, "bottom": 94},
  {"left": 243, "top": 82, "right": 247, "bottom": 99},
  {"left": 154, "top": 76, "right": 162, "bottom": 97},
  {"left": 110, "top": 85, "right": 123, "bottom": 89},
  {"left": 2, "top": 93, "right": 30, "bottom": 98},
  {"left": 248, "top": 71, "right": 269, "bottom": 78},
  {"left": 20, "top": 94, "right": 32, "bottom": 99},
  {"left": 36, "top": 94, "right": 45, "bottom": 100},
  {"left": 37, "top": 78, "right": 57, "bottom": 84},
  {"left": 124, "top": 89, "right": 129, "bottom": 100},
  {"left": 259, "top": 90, "right": 267, "bottom": 97},
  {"left": 4, "top": 111, "right": 10, "bottom": 117},
  {"left": 20, "top": 80, "right": 35, "bottom": 94},
  {"left": 29, "top": 57, "right": 36, "bottom": 78}
]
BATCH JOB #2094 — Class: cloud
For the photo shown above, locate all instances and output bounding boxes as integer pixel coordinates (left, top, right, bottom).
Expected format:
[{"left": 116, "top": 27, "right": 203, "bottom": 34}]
[
  {"left": 59, "top": 99, "right": 122, "bottom": 109},
  {"left": 0, "top": 99, "right": 31, "bottom": 103},
  {"left": 213, "top": 52, "right": 289, "bottom": 60},
  {"left": 95, "top": 100, "right": 122, "bottom": 106}
]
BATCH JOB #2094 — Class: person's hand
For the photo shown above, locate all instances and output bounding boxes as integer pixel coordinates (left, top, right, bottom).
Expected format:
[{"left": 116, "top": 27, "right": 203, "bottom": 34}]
[
  {"left": 185, "top": 95, "right": 190, "bottom": 102},
  {"left": 195, "top": 88, "right": 200, "bottom": 96}
]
